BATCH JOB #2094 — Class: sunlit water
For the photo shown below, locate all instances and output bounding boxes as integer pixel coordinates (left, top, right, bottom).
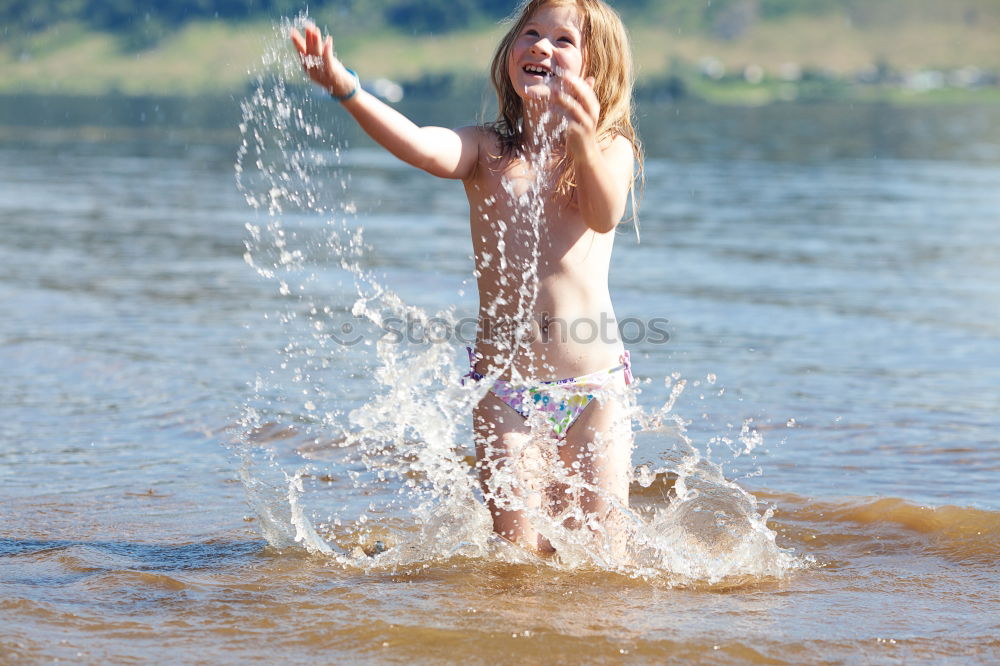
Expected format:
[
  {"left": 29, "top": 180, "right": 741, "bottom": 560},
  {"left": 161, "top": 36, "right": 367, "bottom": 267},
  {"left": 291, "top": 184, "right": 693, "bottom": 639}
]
[{"left": 2, "top": 35, "right": 1000, "bottom": 664}]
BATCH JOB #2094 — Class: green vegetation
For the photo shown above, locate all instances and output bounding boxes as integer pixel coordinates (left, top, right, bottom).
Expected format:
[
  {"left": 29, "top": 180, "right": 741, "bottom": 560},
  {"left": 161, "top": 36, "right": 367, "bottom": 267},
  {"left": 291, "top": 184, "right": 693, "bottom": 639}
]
[
  {"left": 1, "top": 0, "right": 999, "bottom": 102},
  {"left": 1, "top": 0, "right": 512, "bottom": 47}
]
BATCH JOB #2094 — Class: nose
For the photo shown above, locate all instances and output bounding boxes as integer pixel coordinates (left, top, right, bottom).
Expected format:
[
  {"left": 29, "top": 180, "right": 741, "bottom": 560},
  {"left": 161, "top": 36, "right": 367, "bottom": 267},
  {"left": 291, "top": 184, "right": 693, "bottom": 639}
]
[{"left": 530, "top": 37, "right": 553, "bottom": 57}]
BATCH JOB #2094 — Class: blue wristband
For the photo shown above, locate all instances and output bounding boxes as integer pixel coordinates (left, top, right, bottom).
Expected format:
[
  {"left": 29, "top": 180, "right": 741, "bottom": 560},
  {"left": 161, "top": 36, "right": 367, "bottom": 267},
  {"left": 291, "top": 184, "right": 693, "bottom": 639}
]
[{"left": 331, "top": 68, "right": 360, "bottom": 102}]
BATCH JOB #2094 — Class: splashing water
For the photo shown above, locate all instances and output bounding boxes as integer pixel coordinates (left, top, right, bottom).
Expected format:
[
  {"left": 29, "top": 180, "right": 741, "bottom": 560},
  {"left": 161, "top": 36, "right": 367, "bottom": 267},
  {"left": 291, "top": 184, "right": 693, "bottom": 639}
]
[{"left": 232, "top": 18, "right": 803, "bottom": 584}]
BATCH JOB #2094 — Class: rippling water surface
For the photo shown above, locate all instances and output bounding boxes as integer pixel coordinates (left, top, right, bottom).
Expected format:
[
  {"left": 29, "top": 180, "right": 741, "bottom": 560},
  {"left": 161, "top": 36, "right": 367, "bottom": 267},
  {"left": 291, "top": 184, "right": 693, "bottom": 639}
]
[{"left": 2, "top": 85, "right": 999, "bottom": 663}]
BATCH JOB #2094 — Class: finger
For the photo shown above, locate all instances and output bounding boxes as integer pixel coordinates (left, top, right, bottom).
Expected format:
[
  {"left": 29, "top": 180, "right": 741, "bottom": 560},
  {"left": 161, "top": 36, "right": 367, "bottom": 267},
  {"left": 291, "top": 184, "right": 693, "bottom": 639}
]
[
  {"left": 560, "top": 72, "right": 600, "bottom": 121},
  {"left": 312, "top": 27, "right": 324, "bottom": 58},
  {"left": 555, "top": 90, "right": 590, "bottom": 127},
  {"left": 306, "top": 25, "right": 320, "bottom": 57},
  {"left": 324, "top": 35, "right": 335, "bottom": 70},
  {"left": 290, "top": 29, "right": 307, "bottom": 57},
  {"left": 560, "top": 72, "right": 588, "bottom": 93},
  {"left": 562, "top": 72, "right": 598, "bottom": 107}
]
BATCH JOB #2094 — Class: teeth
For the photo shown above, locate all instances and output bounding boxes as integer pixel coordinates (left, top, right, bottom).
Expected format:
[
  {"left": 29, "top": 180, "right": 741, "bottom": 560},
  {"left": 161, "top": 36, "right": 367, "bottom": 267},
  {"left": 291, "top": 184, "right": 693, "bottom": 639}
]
[{"left": 524, "top": 65, "right": 550, "bottom": 76}]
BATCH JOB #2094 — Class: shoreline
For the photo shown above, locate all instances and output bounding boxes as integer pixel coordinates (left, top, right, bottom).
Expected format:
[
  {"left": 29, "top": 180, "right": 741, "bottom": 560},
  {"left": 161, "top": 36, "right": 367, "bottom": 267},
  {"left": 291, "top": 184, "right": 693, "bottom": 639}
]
[
  {"left": 1, "top": 83, "right": 999, "bottom": 128},
  {"left": 3, "top": 16, "right": 1000, "bottom": 107}
]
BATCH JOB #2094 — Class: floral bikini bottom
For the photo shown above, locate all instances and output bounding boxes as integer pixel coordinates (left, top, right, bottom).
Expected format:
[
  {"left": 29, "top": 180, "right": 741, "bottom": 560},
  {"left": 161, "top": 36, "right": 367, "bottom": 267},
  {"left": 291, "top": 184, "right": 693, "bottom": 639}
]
[{"left": 465, "top": 348, "right": 633, "bottom": 438}]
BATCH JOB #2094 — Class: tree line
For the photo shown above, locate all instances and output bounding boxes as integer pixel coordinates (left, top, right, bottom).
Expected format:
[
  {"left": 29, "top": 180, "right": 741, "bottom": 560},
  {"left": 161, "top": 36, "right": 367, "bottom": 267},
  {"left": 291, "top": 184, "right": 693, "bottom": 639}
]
[
  {"left": 2, "top": 0, "right": 990, "bottom": 46},
  {"left": 2, "top": 0, "right": 505, "bottom": 32}
]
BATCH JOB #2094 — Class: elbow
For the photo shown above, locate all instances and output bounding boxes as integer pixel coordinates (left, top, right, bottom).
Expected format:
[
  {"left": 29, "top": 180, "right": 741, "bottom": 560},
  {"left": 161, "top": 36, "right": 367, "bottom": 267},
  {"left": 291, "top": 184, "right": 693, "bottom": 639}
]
[
  {"left": 587, "top": 218, "right": 618, "bottom": 234},
  {"left": 583, "top": 202, "right": 627, "bottom": 234}
]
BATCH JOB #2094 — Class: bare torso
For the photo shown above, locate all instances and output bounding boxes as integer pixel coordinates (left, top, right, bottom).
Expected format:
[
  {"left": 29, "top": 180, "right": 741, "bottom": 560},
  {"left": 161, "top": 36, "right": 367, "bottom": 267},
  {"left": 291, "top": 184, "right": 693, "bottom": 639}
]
[{"left": 463, "top": 128, "right": 624, "bottom": 382}]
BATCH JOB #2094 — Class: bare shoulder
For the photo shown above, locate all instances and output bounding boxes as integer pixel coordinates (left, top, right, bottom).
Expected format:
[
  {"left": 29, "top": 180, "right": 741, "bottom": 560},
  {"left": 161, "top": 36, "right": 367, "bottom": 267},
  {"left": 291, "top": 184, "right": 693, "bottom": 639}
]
[
  {"left": 458, "top": 125, "right": 504, "bottom": 183},
  {"left": 600, "top": 133, "right": 636, "bottom": 164},
  {"left": 599, "top": 133, "right": 637, "bottom": 193},
  {"left": 468, "top": 125, "right": 503, "bottom": 156},
  {"left": 454, "top": 125, "right": 489, "bottom": 141}
]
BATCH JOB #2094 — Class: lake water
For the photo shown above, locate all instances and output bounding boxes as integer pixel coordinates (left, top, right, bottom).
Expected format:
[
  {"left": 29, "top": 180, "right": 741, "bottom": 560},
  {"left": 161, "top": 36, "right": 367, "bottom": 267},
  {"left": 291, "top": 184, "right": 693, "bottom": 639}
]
[{"left": 1, "top": 86, "right": 999, "bottom": 663}]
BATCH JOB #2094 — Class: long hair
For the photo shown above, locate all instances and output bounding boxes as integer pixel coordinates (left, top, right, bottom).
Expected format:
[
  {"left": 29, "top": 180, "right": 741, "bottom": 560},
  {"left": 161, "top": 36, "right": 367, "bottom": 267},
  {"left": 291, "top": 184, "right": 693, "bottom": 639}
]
[{"left": 488, "top": 0, "right": 644, "bottom": 229}]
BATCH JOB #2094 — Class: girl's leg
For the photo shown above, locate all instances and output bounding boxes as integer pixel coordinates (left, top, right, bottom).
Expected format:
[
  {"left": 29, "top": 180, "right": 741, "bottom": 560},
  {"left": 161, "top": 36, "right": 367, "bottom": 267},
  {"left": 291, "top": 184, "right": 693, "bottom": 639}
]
[
  {"left": 557, "top": 380, "right": 633, "bottom": 552},
  {"left": 473, "top": 392, "right": 555, "bottom": 554}
]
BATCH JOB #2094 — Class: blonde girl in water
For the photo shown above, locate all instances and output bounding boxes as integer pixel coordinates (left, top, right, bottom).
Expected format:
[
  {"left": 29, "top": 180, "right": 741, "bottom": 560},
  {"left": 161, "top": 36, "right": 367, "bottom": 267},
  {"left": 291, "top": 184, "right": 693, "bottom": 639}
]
[{"left": 292, "top": 0, "right": 642, "bottom": 555}]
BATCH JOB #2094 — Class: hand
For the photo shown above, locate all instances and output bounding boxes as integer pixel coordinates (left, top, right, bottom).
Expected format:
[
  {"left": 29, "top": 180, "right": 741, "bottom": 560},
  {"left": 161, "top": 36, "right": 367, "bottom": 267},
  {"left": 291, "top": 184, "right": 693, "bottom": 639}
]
[
  {"left": 290, "top": 24, "right": 355, "bottom": 98},
  {"left": 550, "top": 72, "right": 600, "bottom": 157}
]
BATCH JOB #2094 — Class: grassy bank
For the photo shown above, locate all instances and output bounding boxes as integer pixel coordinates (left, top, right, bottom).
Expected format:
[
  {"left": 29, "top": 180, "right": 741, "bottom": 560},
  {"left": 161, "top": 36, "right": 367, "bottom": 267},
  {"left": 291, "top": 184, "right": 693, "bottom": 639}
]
[
  {"left": 0, "top": 21, "right": 272, "bottom": 95},
  {"left": 1, "top": 11, "right": 999, "bottom": 103}
]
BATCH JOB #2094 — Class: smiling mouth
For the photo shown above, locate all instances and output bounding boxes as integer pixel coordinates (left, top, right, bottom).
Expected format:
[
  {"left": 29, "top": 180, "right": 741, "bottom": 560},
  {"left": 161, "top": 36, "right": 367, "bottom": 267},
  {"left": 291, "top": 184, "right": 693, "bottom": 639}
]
[{"left": 523, "top": 64, "right": 554, "bottom": 79}]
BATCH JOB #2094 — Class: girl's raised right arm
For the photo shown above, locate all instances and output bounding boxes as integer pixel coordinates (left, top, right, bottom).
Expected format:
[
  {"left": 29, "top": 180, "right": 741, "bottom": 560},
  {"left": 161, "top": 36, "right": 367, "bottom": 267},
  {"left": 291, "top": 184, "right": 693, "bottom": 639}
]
[{"left": 291, "top": 24, "right": 480, "bottom": 181}]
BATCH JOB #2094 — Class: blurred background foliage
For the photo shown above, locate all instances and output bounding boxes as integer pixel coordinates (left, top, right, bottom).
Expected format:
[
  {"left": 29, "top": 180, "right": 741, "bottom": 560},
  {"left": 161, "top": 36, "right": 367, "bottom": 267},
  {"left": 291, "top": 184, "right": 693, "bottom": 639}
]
[
  {"left": 1, "top": 0, "right": 998, "bottom": 99},
  {"left": 4, "top": 0, "right": 998, "bottom": 46}
]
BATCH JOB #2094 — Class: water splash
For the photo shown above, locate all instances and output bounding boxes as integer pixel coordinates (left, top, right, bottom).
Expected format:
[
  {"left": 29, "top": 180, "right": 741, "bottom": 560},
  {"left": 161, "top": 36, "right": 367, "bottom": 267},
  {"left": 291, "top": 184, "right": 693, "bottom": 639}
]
[{"left": 232, "top": 17, "right": 803, "bottom": 585}]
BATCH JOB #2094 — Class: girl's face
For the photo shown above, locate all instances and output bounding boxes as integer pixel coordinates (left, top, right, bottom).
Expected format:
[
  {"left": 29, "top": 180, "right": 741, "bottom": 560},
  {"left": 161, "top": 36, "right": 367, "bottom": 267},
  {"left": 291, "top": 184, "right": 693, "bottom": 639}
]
[{"left": 507, "top": 3, "right": 585, "bottom": 100}]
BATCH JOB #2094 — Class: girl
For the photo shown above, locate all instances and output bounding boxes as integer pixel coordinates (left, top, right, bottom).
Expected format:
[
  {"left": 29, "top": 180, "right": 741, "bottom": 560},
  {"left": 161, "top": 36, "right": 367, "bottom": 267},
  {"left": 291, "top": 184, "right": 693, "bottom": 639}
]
[{"left": 291, "top": 0, "right": 641, "bottom": 555}]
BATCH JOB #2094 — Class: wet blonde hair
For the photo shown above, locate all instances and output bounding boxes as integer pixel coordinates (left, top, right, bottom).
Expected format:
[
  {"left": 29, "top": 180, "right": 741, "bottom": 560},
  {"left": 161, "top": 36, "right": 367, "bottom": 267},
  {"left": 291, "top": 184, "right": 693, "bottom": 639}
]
[{"left": 489, "top": 0, "right": 643, "bottom": 226}]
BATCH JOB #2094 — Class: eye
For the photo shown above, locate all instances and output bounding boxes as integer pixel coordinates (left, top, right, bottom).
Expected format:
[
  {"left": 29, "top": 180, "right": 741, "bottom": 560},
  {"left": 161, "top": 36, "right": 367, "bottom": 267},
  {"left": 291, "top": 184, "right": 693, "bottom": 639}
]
[
  {"left": 525, "top": 29, "right": 539, "bottom": 37},
  {"left": 558, "top": 36, "right": 575, "bottom": 45}
]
